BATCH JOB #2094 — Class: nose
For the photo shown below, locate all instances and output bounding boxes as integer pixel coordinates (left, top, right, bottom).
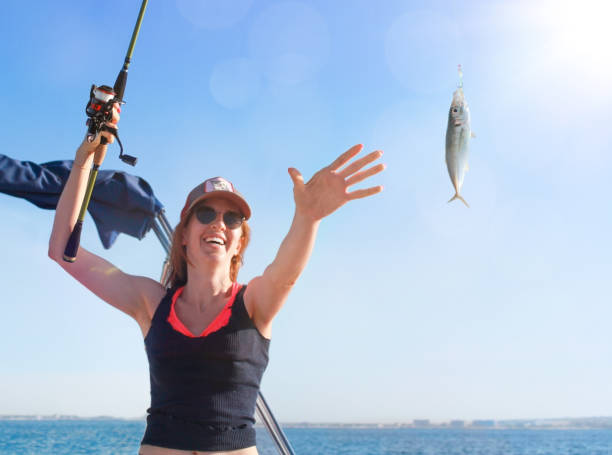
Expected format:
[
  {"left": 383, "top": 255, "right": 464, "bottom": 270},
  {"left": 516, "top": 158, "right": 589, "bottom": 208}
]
[{"left": 209, "top": 213, "right": 226, "bottom": 230}]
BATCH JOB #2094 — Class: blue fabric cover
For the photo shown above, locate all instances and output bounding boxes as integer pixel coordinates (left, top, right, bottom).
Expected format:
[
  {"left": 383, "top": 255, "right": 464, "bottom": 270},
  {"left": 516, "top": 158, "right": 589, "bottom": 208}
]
[{"left": 0, "top": 154, "right": 163, "bottom": 248}]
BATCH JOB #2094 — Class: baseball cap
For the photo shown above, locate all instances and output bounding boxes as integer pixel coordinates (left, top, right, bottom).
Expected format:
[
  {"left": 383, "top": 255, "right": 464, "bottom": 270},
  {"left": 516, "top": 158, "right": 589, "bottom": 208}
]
[{"left": 181, "top": 177, "right": 251, "bottom": 220}]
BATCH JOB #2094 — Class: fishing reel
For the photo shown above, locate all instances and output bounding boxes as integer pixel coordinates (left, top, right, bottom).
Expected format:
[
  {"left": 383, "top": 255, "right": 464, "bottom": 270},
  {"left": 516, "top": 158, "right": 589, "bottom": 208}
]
[{"left": 85, "top": 84, "right": 137, "bottom": 166}]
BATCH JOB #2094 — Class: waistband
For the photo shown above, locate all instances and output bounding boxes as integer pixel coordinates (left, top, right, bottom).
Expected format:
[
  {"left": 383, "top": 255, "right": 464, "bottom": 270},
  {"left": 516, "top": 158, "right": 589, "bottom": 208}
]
[{"left": 141, "top": 412, "right": 256, "bottom": 452}]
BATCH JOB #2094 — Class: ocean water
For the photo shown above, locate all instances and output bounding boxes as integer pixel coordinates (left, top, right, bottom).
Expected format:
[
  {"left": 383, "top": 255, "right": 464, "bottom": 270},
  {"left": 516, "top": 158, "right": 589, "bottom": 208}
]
[{"left": 1, "top": 421, "right": 612, "bottom": 455}]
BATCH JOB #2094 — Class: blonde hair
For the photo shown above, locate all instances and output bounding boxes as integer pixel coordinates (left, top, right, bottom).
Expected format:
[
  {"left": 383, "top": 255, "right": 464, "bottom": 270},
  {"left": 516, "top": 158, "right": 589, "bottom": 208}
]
[{"left": 164, "top": 208, "right": 250, "bottom": 288}]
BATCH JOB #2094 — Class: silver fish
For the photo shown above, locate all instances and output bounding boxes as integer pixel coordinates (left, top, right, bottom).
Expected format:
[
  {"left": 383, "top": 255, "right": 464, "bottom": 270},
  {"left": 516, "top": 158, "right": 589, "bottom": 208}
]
[{"left": 445, "top": 65, "right": 473, "bottom": 208}]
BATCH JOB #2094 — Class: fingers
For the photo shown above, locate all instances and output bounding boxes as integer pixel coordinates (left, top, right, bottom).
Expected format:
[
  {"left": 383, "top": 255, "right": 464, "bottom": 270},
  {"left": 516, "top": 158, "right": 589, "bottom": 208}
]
[
  {"left": 100, "top": 103, "right": 120, "bottom": 144},
  {"left": 99, "top": 126, "right": 116, "bottom": 145},
  {"left": 288, "top": 167, "right": 305, "bottom": 187},
  {"left": 347, "top": 185, "right": 384, "bottom": 200},
  {"left": 329, "top": 144, "right": 363, "bottom": 171},
  {"left": 86, "top": 102, "right": 120, "bottom": 146},
  {"left": 339, "top": 150, "right": 383, "bottom": 178},
  {"left": 111, "top": 103, "right": 121, "bottom": 124},
  {"left": 340, "top": 147, "right": 384, "bottom": 200},
  {"left": 79, "top": 103, "right": 121, "bottom": 161},
  {"left": 345, "top": 162, "right": 386, "bottom": 187}
]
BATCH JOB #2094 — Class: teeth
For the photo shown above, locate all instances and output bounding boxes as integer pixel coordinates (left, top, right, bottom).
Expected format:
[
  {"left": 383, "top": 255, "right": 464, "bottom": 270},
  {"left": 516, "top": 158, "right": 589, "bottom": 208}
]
[{"left": 205, "top": 237, "right": 225, "bottom": 245}]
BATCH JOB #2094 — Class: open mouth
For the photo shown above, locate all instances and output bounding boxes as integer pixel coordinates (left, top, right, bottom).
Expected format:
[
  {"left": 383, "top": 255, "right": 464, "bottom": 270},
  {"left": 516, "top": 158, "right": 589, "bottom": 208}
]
[{"left": 204, "top": 237, "right": 225, "bottom": 246}]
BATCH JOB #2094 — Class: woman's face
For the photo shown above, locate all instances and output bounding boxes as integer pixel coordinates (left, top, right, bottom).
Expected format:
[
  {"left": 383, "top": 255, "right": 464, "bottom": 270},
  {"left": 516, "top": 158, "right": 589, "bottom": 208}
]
[{"left": 182, "top": 197, "right": 245, "bottom": 272}]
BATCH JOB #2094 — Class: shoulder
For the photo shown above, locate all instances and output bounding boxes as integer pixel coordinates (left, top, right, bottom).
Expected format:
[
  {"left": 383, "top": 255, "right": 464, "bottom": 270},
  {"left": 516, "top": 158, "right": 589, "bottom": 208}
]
[
  {"left": 243, "top": 277, "right": 274, "bottom": 339},
  {"left": 131, "top": 276, "right": 167, "bottom": 324},
  {"left": 242, "top": 277, "right": 258, "bottom": 316}
]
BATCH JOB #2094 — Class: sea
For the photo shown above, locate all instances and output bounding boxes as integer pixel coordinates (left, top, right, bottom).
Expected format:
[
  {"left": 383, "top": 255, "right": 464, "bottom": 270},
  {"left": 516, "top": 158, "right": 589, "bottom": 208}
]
[{"left": 1, "top": 420, "right": 612, "bottom": 455}]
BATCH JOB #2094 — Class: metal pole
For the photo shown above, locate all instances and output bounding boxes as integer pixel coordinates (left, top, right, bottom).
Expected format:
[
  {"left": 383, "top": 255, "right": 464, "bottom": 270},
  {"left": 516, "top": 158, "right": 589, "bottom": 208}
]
[
  {"left": 152, "top": 212, "right": 296, "bottom": 454},
  {"left": 256, "top": 394, "right": 296, "bottom": 455},
  {"left": 157, "top": 210, "right": 174, "bottom": 240},
  {"left": 150, "top": 218, "right": 171, "bottom": 252}
]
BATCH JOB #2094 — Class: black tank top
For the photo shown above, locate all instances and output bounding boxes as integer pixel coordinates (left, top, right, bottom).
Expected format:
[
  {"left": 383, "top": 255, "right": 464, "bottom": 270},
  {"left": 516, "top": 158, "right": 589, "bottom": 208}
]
[{"left": 141, "top": 284, "right": 270, "bottom": 451}]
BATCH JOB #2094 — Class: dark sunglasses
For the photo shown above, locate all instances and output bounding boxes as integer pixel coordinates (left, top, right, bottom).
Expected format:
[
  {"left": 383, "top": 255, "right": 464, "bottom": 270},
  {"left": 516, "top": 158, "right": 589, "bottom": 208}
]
[{"left": 194, "top": 205, "right": 244, "bottom": 230}]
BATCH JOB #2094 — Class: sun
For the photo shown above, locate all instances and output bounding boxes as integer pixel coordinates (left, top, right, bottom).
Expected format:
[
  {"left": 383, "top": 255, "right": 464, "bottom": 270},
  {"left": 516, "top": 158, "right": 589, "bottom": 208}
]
[{"left": 525, "top": 0, "right": 612, "bottom": 91}]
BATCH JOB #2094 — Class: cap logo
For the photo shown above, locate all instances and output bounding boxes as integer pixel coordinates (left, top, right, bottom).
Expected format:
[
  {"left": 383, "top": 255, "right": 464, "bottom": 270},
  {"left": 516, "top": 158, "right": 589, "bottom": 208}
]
[{"left": 204, "top": 177, "right": 233, "bottom": 193}]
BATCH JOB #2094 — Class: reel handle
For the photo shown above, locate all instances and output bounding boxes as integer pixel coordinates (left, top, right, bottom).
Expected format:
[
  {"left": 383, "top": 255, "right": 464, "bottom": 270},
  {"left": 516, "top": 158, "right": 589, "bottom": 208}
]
[{"left": 120, "top": 154, "right": 137, "bottom": 166}]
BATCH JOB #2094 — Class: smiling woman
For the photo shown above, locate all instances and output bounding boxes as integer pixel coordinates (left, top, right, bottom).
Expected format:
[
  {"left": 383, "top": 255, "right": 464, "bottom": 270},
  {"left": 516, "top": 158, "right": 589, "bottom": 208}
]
[{"left": 46, "top": 97, "right": 384, "bottom": 454}]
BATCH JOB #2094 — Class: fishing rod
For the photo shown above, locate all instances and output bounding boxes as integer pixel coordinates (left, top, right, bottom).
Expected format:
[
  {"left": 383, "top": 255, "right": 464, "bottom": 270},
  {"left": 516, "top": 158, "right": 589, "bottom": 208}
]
[{"left": 63, "top": 0, "right": 149, "bottom": 262}]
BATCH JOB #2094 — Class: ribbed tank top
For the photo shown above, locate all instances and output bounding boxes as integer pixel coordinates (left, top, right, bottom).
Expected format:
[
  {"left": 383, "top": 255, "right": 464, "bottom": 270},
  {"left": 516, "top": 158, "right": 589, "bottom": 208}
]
[{"left": 141, "top": 284, "right": 270, "bottom": 451}]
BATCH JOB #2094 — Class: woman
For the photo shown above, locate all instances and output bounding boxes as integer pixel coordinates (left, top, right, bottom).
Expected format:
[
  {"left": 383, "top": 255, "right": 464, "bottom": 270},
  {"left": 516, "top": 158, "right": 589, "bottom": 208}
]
[{"left": 48, "top": 107, "right": 385, "bottom": 454}]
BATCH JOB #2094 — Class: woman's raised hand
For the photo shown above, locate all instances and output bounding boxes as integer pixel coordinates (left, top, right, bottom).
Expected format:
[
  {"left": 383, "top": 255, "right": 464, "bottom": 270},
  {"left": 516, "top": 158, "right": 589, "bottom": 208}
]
[
  {"left": 75, "top": 103, "right": 121, "bottom": 166},
  {"left": 288, "top": 144, "right": 385, "bottom": 221}
]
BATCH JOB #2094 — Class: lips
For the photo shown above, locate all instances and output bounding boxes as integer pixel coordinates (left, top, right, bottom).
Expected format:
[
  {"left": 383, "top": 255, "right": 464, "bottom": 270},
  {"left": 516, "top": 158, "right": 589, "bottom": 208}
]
[{"left": 204, "top": 236, "right": 226, "bottom": 246}]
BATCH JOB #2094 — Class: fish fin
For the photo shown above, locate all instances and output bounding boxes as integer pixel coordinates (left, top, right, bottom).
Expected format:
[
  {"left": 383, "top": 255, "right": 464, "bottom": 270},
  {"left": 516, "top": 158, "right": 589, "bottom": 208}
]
[
  {"left": 471, "top": 131, "right": 476, "bottom": 138},
  {"left": 448, "top": 193, "right": 470, "bottom": 208}
]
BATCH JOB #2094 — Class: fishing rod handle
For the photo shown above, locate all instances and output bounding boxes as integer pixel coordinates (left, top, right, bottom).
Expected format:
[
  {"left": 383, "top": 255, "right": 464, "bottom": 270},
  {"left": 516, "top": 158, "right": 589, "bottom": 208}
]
[
  {"left": 63, "top": 220, "right": 83, "bottom": 263},
  {"left": 114, "top": 69, "right": 128, "bottom": 102},
  {"left": 62, "top": 164, "right": 101, "bottom": 262}
]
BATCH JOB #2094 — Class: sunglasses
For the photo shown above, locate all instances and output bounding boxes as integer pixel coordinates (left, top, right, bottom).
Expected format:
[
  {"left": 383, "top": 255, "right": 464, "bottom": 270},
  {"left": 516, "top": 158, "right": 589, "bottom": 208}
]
[{"left": 194, "top": 205, "right": 244, "bottom": 230}]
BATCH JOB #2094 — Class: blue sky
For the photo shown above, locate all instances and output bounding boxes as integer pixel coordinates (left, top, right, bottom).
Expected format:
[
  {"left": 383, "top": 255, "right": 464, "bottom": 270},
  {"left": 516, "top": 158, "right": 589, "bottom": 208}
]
[{"left": 1, "top": 0, "right": 611, "bottom": 423}]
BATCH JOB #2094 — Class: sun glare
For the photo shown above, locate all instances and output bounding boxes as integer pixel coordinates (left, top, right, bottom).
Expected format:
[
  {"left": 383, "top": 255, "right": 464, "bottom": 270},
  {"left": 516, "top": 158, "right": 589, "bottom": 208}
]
[
  {"left": 527, "top": 0, "right": 612, "bottom": 91},
  {"left": 554, "top": 1, "right": 612, "bottom": 59}
]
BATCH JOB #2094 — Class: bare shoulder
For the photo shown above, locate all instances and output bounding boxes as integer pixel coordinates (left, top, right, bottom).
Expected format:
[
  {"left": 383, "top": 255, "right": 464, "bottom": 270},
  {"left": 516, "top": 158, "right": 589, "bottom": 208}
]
[
  {"left": 131, "top": 275, "right": 167, "bottom": 320},
  {"left": 243, "top": 275, "right": 284, "bottom": 339},
  {"left": 129, "top": 275, "right": 166, "bottom": 338},
  {"left": 243, "top": 275, "right": 262, "bottom": 317}
]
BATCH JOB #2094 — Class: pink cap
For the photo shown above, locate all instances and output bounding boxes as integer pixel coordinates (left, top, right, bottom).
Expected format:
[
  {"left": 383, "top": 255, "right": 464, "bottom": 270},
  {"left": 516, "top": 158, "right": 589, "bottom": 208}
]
[{"left": 181, "top": 177, "right": 251, "bottom": 220}]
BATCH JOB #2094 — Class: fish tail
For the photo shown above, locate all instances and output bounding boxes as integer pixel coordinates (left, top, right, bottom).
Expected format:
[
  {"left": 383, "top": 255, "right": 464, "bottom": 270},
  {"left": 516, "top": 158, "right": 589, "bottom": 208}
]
[{"left": 448, "top": 192, "right": 470, "bottom": 208}]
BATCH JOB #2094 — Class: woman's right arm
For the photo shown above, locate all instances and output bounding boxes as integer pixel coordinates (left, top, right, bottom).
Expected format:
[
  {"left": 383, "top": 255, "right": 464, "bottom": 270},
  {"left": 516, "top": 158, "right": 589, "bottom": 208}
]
[{"left": 48, "top": 117, "right": 164, "bottom": 332}]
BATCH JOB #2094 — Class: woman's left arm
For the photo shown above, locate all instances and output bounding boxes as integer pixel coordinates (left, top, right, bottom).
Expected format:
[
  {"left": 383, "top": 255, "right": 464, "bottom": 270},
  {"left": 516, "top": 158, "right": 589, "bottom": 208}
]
[{"left": 245, "top": 144, "right": 385, "bottom": 335}]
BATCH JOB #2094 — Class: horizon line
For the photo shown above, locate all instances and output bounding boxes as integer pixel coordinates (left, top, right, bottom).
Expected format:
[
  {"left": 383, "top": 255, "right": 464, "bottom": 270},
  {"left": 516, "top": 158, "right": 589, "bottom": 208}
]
[{"left": 2, "top": 414, "right": 612, "bottom": 425}]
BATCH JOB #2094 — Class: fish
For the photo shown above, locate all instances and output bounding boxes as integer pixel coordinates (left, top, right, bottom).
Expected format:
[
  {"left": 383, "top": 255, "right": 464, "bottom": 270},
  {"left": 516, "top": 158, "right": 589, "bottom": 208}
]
[{"left": 445, "top": 64, "right": 473, "bottom": 208}]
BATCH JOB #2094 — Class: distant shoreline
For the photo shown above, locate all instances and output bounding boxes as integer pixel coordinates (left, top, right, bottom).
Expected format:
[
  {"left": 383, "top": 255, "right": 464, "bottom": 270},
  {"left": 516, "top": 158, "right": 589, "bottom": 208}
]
[{"left": 2, "top": 415, "right": 612, "bottom": 430}]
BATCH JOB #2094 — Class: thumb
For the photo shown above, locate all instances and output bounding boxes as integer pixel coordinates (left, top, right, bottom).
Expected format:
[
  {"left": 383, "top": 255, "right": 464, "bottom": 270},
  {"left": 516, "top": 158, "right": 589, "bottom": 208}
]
[{"left": 288, "top": 167, "right": 304, "bottom": 187}]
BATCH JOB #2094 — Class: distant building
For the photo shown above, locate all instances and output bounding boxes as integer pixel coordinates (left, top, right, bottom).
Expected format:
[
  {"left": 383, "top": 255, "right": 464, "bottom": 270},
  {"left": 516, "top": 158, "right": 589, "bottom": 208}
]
[
  {"left": 498, "top": 420, "right": 527, "bottom": 428},
  {"left": 471, "top": 420, "right": 495, "bottom": 427},
  {"left": 450, "top": 420, "right": 465, "bottom": 428},
  {"left": 413, "top": 419, "right": 430, "bottom": 427}
]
